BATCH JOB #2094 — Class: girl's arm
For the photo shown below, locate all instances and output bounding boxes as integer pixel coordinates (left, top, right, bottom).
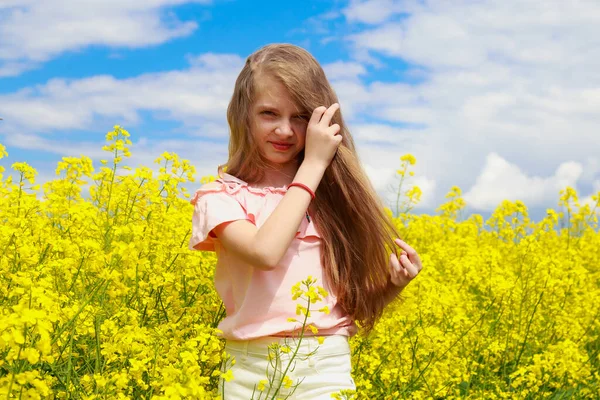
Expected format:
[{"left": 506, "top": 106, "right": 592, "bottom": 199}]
[
  {"left": 214, "top": 104, "right": 341, "bottom": 270},
  {"left": 383, "top": 280, "right": 404, "bottom": 307},
  {"left": 212, "top": 161, "right": 326, "bottom": 271}
]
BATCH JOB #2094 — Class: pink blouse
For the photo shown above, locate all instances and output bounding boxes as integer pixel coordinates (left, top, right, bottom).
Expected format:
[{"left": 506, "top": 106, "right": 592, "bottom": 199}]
[{"left": 189, "top": 173, "right": 357, "bottom": 340}]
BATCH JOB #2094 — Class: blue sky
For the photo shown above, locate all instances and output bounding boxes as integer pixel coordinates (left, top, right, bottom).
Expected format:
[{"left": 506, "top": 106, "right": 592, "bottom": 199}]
[{"left": 1, "top": 0, "right": 599, "bottom": 222}]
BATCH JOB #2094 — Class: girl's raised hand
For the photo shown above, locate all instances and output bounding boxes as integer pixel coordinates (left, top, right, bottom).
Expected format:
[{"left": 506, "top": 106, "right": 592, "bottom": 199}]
[
  {"left": 303, "top": 103, "right": 343, "bottom": 170},
  {"left": 389, "top": 238, "right": 423, "bottom": 289}
]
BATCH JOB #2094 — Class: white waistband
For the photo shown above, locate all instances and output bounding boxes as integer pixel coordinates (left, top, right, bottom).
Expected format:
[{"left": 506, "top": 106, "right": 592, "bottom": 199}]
[{"left": 225, "top": 334, "right": 350, "bottom": 357}]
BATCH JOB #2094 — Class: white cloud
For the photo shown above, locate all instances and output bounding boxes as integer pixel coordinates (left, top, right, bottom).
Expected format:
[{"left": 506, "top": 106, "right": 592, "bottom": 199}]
[
  {"left": 0, "top": 0, "right": 210, "bottom": 77},
  {"left": 579, "top": 178, "right": 600, "bottom": 211},
  {"left": 349, "top": 16, "right": 486, "bottom": 68},
  {"left": 323, "top": 61, "right": 367, "bottom": 82},
  {"left": 464, "top": 153, "right": 584, "bottom": 211},
  {"left": 581, "top": 158, "right": 600, "bottom": 183},
  {"left": 0, "top": 60, "right": 37, "bottom": 77},
  {"left": 0, "top": 53, "right": 243, "bottom": 133},
  {"left": 3, "top": 0, "right": 600, "bottom": 216},
  {"left": 348, "top": 123, "right": 427, "bottom": 148},
  {"left": 327, "top": 79, "right": 433, "bottom": 124},
  {"left": 339, "top": 0, "right": 600, "bottom": 211},
  {"left": 3, "top": 133, "right": 107, "bottom": 159},
  {"left": 363, "top": 159, "right": 437, "bottom": 212},
  {"left": 343, "top": 0, "right": 416, "bottom": 24},
  {"left": 345, "top": 124, "right": 438, "bottom": 210}
]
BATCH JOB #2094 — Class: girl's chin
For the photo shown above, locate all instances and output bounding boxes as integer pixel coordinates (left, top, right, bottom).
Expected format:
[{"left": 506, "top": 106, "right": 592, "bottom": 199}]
[
  {"left": 267, "top": 147, "right": 292, "bottom": 156},
  {"left": 259, "top": 147, "right": 302, "bottom": 164},
  {"left": 263, "top": 153, "right": 300, "bottom": 166},
  {"left": 266, "top": 158, "right": 294, "bottom": 166}
]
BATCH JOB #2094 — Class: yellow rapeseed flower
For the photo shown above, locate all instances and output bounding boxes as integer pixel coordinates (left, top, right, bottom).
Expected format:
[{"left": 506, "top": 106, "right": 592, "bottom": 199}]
[
  {"left": 1, "top": 127, "right": 597, "bottom": 399},
  {"left": 220, "top": 369, "right": 234, "bottom": 382},
  {"left": 283, "top": 375, "right": 293, "bottom": 389},
  {"left": 257, "top": 379, "right": 268, "bottom": 391},
  {"left": 400, "top": 153, "right": 416, "bottom": 165},
  {"left": 0, "top": 143, "right": 7, "bottom": 158}
]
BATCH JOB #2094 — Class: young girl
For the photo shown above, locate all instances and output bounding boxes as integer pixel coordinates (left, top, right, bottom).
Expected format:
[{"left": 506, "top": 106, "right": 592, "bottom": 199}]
[{"left": 189, "top": 43, "right": 423, "bottom": 399}]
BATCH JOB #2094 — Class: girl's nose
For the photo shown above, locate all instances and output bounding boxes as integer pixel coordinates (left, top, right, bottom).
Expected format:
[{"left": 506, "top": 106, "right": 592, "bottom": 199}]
[{"left": 275, "top": 120, "right": 293, "bottom": 136}]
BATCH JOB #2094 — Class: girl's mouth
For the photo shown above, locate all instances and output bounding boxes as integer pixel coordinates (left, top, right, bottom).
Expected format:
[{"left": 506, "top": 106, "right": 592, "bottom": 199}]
[{"left": 271, "top": 142, "right": 292, "bottom": 151}]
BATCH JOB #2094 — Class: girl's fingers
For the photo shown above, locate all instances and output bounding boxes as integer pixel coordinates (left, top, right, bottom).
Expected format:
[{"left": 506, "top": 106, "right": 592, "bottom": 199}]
[
  {"left": 399, "top": 254, "right": 419, "bottom": 278},
  {"left": 389, "top": 252, "right": 402, "bottom": 274},
  {"left": 390, "top": 239, "right": 423, "bottom": 287},
  {"left": 395, "top": 238, "right": 415, "bottom": 255},
  {"left": 389, "top": 258, "right": 398, "bottom": 281},
  {"left": 395, "top": 239, "right": 417, "bottom": 257},
  {"left": 328, "top": 123, "right": 341, "bottom": 135},
  {"left": 395, "top": 238, "right": 423, "bottom": 270},
  {"left": 319, "top": 103, "right": 339, "bottom": 127},
  {"left": 309, "top": 106, "right": 327, "bottom": 126},
  {"left": 389, "top": 253, "right": 406, "bottom": 286}
]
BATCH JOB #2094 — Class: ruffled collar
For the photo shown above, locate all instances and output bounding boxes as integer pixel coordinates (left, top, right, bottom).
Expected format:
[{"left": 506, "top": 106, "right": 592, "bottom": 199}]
[{"left": 218, "top": 173, "right": 289, "bottom": 195}]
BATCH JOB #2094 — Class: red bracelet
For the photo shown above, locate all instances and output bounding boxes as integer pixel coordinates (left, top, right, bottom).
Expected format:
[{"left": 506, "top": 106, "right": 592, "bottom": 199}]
[{"left": 287, "top": 182, "right": 315, "bottom": 200}]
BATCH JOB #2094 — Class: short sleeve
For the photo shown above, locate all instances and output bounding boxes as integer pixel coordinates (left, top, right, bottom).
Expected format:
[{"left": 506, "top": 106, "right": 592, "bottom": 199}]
[{"left": 189, "top": 186, "right": 252, "bottom": 252}]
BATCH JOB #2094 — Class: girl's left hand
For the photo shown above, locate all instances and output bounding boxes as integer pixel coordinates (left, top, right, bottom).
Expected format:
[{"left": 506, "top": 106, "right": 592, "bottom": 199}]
[{"left": 389, "top": 238, "right": 423, "bottom": 288}]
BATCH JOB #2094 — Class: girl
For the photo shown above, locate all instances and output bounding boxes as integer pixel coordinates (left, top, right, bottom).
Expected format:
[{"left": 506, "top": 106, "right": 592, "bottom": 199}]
[{"left": 189, "top": 43, "right": 423, "bottom": 399}]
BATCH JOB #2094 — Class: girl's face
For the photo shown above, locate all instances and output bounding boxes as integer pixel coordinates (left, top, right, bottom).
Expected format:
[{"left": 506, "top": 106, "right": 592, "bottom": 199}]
[{"left": 250, "top": 74, "right": 309, "bottom": 169}]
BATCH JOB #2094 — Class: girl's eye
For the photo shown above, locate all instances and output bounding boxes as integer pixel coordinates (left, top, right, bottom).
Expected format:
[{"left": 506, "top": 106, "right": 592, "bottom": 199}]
[
  {"left": 261, "top": 111, "right": 276, "bottom": 116},
  {"left": 294, "top": 115, "right": 308, "bottom": 121}
]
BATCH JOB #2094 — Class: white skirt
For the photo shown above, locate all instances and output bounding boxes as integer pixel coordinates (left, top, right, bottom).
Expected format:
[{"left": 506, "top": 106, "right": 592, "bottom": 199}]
[{"left": 219, "top": 335, "right": 356, "bottom": 399}]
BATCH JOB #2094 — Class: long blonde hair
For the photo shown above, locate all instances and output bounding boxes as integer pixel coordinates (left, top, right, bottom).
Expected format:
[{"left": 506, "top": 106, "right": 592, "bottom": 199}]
[{"left": 220, "top": 43, "right": 402, "bottom": 333}]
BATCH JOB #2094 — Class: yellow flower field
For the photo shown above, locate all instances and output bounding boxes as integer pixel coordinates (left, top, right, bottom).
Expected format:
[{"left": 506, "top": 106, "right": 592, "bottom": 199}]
[{"left": 0, "top": 126, "right": 599, "bottom": 399}]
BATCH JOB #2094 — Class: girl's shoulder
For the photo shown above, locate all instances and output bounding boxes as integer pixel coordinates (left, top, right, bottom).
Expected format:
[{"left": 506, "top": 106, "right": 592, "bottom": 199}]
[
  {"left": 190, "top": 173, "right": 287, "bottom": 205},
  {"left": 198, "top": 181, "right": 222, "bottom": 191}
]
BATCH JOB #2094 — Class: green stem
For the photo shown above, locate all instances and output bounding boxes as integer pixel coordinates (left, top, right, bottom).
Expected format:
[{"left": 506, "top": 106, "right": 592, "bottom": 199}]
[
  {"left": 269, "top": 297, "right": 312, "bottom": 400},
  {"left": 105, "top": 148, "right": 119, "bottom": 223},
  {"left": 395, "top": 164, "right": 407, "bottom": 217}
]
